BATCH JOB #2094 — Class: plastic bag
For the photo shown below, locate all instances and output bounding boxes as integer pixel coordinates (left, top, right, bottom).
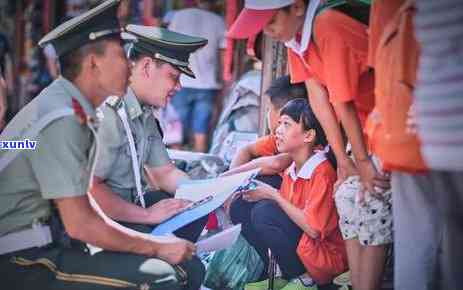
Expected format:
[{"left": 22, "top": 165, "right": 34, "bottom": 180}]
[{"left": 204, "top": 235, "right": 264, "bottom": 290}]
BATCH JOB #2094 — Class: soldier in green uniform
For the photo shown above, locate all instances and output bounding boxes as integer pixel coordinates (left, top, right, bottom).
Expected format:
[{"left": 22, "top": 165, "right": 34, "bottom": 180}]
[
  {"left": 90, "top": 25, "right": 208, "bottom": 242},
  {"left": 0, "top": 1, "right": 204, "bottom": 289}
]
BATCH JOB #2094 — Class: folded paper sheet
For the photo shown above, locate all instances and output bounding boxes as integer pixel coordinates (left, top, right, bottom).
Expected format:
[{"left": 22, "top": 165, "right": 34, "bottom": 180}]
[{"left": 196, "top": 224, "right": 242, "bottom": 253}]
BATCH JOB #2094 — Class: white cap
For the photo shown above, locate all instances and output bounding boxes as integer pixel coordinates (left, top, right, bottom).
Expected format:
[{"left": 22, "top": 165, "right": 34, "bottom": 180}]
[{"left": 245, "top": 0, "right": 295, "bottom": 10}]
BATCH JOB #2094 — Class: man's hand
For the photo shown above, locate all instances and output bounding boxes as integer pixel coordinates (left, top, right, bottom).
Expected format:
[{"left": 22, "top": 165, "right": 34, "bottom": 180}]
[
  {"left": 242, "top": 180, "right": 278, "bottom": 202},
  {"left": 146, "top": 198, "right": 191, "bottom": 224},
  {"left": 156, "top": 240, "right": 197, "bottom": 265}
]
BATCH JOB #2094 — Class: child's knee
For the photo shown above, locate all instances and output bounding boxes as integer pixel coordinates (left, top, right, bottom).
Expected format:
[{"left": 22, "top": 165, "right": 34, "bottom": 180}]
[{"left": 250, "top": 200, "right": 281, "bottom": 230}]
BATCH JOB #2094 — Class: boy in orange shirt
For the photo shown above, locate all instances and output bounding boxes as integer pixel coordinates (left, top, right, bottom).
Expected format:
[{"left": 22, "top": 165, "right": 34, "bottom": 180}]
[
  {"left": 227, "top": 1, "right": 392, "bottom": 290},
  {"left": 230, "top": 98, "right": 347, "bottom": 290}
]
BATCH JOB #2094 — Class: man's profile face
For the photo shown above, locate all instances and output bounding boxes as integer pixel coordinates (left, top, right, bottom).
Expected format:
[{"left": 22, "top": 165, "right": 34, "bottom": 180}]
[
  {"left": 141, "top": 60, "right": 181, "bottom": 108},
  {"left": 95, "top": 39, "right": 129, "bottom": 101}
]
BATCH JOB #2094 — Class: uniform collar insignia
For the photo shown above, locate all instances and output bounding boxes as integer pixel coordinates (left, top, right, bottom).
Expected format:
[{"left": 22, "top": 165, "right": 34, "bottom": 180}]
[
  {"left": 72, "top": 98, "right": 87, "bottom": 125},
  {"left": 71, "top": 97, "right": 100, "bottom": 129}
]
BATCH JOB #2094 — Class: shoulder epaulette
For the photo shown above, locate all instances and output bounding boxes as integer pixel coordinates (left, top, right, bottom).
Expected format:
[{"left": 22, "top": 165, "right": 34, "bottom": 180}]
[{"left": 105, "top": 96, "right": 123, "bottom": 110}]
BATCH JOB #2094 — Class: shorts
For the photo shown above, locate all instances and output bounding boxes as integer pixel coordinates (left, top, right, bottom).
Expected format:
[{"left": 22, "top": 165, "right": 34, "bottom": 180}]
[
  {"left": 171, "top": 87, "right": 218, "bottom": 134},
  {"left": 334, "top": 175, "right": 393, "bottom": 246}
]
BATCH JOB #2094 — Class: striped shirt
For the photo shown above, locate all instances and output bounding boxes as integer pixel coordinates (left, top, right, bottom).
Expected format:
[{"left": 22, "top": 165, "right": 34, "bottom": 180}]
[{"left": 414, "top": 0, "right": 463, "bottom": 171}]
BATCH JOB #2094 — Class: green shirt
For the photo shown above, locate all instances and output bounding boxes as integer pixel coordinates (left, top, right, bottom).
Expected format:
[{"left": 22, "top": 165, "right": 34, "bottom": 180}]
[
  {"left": 0, "top": 77, "right": 98, "bottom": 235},
  {"left": 94, "top": 87, "right": 170, "bottom": 202}
]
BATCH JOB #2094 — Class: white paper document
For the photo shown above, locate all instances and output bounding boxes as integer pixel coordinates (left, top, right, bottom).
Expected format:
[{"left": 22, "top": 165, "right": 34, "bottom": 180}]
[
  {"left": 175, "top": 168, "right": 260, "bottom": 202},
  {"left": 196, "top": 224, "right": 242, "bottom": 253},
  {"left": 152, "top": 169, "right": 259, "bottom": 235}
]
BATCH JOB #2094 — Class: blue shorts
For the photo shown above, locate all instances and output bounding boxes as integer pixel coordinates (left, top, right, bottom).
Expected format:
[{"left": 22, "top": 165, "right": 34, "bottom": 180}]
[{"left": 171, "top": 87, "right": 218, "bottom": 134}]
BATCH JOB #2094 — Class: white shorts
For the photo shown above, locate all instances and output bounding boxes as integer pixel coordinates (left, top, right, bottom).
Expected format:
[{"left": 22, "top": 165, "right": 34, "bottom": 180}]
[{"left": 334, "top": 175, "right": 393, "bottom": 246}]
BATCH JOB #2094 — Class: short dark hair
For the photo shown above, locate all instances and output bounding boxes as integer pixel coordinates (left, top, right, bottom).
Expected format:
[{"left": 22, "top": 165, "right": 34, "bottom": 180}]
[
  {"left": 265, "top": 75, "right": 308, "bottom": 109},
  {"left": 280, "top": 98, "right": 326, "bottom": 147},
  {"left": 280, "top": 97, "right": 337, "bottom": 168},
  {"left": 59, "top": 35, "right": 121, "bottom": 81}
]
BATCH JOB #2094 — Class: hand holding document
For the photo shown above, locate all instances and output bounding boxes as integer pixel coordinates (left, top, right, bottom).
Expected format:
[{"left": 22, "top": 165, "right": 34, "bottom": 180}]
[
  {"left": 196, "top": 224, "right": 242, "bottom": 253},
  {"left": 175, "top": 168, "right": 259, "bottom": 202},
  {"left": 152, "top": 169, "right": 260, "bottom": 236}
]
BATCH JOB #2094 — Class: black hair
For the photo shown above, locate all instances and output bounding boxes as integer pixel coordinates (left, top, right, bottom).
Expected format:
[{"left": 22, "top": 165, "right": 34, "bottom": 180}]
[
  {"left": 280, "top": 98, "right": 337, "bottom": 168},
  {"left": 265, "top": 75, "right": 307, "bottom": 109}
]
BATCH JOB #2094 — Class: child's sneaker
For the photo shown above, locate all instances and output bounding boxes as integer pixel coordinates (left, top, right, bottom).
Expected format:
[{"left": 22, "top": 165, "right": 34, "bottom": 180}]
[
  {"left": 244, "top": 278, "right": 288, "bottom": 290},
  {"left": 279, "top": 278, "right": 318, "bottom": 290}
]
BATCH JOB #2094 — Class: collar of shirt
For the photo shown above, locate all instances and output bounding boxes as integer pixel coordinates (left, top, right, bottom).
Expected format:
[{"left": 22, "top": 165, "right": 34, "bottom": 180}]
[
  {"left": 285, "top": 0, "right": 320, "bottom": 57},
  {"left": 124, "top": 87, "right": 146, "bottom": 120},
  {"left": 286, "top": 150, "right": 327, "bottom": 181},
  {"left": 57, "top": 76, "right": 97, "bottom": 120}
]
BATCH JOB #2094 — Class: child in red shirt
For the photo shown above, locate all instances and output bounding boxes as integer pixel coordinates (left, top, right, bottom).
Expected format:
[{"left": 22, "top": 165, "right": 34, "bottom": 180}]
[
  {"left": 230, "top": 99, "right": 347, "bottom": 290},
  {"left": 227, "top": 2, "right": 392, "bottom": 289}
]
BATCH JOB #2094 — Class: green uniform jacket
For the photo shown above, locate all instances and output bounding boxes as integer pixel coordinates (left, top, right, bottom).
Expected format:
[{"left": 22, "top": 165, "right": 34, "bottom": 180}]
[
  {"left": 94, "top": 87, "right": 170, "bottom": 202},
  {"left": 0, "top": 77, "right": 98, "bottom": 235}
]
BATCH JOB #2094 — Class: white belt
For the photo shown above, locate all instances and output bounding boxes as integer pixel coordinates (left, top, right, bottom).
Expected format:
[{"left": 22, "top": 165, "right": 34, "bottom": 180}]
[{"left": 0, "top": 224, "right": 52, "bottom": 255}]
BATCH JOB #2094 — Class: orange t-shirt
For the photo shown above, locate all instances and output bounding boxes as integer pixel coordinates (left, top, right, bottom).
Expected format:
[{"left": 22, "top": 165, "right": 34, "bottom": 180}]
[
  {"left": 367, "top": 0, "right": 405, "bottom": 68},
  {"left": 254, "top": 135, "right": 278, "bottom": 157},
  {"left": 288, "top": 9, "right": 375, "bottom": 128},
  {"left": 280, "top": 157, "right": 347, "bottom": 284},
  {"left": 366, "top": 0, "right": 427, "bottom": 172}
]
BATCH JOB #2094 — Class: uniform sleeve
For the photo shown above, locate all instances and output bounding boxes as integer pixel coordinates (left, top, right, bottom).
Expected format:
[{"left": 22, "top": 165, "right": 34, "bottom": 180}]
[
  {"left": 93, "top": 106, "right": 125, "bottom": 180},
  {"left": 287, "top": 48, "right": 311, "bottom": 83},
  {"left": 315, "top": 25, "right": 361, "bottom": 104},
  {"left": 146, "top": 117, "right": 171, "bottom": 168},
  {"left": 303, "top": 164, "right": 338, "bottom": 240},
  {"left": 254, "top": 135, "right": 278, "bottom": 157},
  {"left": 28, "top": 117, "right": 92, "bottom": 199}
]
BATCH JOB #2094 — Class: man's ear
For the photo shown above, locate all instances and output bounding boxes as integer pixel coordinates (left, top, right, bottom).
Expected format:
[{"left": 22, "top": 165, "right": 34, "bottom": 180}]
[
  {"left": 85, "top": 53, "right": 99, "bottom": 74},
  {"left": 304, "top": 129, "right": 316, "bottom": 144},
  {"left": 293, "top": 0, "right": 307, "bottom": 17},
  {"left": 141, "top": 57, "right": 152, "bottom": 78}
]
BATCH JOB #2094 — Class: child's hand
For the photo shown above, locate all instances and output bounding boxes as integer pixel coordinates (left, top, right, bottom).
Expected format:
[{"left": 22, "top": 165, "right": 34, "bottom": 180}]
[
  {"left": 242, "top": 180, "right": 278, "bottom": 202},
  {"left": 307, "top": 228, "right": 320, "bottom": 240},
  {"left": 357, "top": 159, "right": 390, "bottom": 203},
  {"left": 335, "top": 156, "right": 358, "bottom": 192}
]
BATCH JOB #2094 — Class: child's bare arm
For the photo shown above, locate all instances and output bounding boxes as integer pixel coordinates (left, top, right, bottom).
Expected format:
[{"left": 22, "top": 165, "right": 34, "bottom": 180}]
[
  {"left": 229, "top": 143, "right": 260, "bottom": 168},
  {"left": 305, "top": 79, "right": 357, "bottom": 187},
  {"left": 274, "top": 194, "right": 320, "bottom": 239},
  {"left": 333, "top": 101, "right": 387, "bottom": 196},
  {"left": 222, "top": 153, "right": 292, "bottom": 177}
]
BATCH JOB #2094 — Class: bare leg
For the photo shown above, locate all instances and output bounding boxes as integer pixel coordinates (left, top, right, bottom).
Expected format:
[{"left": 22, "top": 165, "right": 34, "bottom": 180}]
[
  {"left": 193, "top": 133, "right": 208, "bottom": 153},
  {"left": 358, "top": 244, "right": 387, "bottom": 290},
  {"left": 345, "top": 239, "right": 362, "bottom": 290}
]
